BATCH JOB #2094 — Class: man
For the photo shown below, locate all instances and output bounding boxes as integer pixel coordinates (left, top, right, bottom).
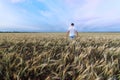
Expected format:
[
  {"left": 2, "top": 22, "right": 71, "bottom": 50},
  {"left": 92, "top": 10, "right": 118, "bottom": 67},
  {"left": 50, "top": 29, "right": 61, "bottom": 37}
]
[{"left": 67, "top": 23, "right": 78, "bottom": 39}]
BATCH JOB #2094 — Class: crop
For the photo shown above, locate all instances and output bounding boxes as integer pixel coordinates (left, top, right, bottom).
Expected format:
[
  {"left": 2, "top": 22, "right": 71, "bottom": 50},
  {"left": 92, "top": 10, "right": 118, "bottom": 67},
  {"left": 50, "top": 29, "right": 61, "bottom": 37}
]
[{"left": 0, "top": 33, "right": 120, "bottom": 80}]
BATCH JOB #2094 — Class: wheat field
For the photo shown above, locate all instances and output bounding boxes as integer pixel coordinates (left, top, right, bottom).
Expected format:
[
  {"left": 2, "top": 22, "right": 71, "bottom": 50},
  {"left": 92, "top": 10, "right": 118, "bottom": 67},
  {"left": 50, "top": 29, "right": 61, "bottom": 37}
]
[{"left": 0, "top": 33, "right": 120, "bottom": 80}]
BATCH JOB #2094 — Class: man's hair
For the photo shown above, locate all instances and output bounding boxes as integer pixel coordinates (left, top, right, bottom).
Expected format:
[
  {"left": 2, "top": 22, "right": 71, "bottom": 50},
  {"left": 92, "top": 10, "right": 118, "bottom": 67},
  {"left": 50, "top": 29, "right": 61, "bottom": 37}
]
[{"left": 71, "top": 23, "right": 74, "bottom": 26}]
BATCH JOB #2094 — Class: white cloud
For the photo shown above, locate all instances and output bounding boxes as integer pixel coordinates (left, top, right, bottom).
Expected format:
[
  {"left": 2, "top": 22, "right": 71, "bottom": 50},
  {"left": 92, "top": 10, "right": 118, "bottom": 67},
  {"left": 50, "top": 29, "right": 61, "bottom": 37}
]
[
  {"left": 0, "top": 1, "right": 23, "bottom": 24},
  {"left": 0, "top": 0, "right": 35, "bottom": 30},
  {"left": 66, "top": 0, "right": 120, "bottom": 29},
  {"left": 73, "top": 0, "right": 102, "bottom": 19},
  {"left": 0, "top": 24, "right": 41, "bottom": 31},
  {"left": 37, "top": 0, "right": 44, "bottom": 2},
  {"left": 0, "top": 0, "right": 120, "bottom": 32},
  {"left": 39, "top": 10, "right": 52, "bottom": 18},
  {"left": 37, "top": 0, "right": 120, "bottom": 31},
  {"left": 10, "top": 0, "right": 25, "bottom": 3},
  {"left": 37, "top": 0, "right": 71, "bottom": 27}
]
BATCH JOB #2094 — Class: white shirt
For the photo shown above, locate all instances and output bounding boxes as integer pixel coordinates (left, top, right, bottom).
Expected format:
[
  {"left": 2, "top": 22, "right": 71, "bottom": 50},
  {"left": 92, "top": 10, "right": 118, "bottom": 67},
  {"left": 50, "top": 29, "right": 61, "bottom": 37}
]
[{"left": 68, "top": 26, "right": 76, "bottom": 36}]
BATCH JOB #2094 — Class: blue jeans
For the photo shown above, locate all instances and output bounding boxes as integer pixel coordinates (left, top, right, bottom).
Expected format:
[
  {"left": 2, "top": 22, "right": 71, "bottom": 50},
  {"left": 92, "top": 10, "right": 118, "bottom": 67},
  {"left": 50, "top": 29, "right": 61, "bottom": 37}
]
[{"left": 70, "top": 35, "right": 75, "bottom": 39}]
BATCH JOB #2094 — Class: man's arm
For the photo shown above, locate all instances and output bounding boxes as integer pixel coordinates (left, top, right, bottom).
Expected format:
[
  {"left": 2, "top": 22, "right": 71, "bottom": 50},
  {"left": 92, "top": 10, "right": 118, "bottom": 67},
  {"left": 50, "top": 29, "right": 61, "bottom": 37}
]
[
  {"left": 75, "top": 30, "right": 78, "bottom": 37},
  {"left": 66, "top": 31, "right": 70, "bottom": 37}
]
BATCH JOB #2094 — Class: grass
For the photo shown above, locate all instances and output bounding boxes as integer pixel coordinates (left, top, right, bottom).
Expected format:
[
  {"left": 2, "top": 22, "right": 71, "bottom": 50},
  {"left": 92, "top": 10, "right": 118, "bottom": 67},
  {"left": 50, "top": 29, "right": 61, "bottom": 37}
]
[{"left": 0, "top": 33, "right": 120, "bottom": 80}]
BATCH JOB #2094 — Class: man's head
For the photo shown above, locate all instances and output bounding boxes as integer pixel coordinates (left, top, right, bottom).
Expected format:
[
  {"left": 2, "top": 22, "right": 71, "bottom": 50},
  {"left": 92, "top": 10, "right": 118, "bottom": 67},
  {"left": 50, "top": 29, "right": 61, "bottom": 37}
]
[{"left": 71, "top": 23, "right": 74, "bottom": 26}]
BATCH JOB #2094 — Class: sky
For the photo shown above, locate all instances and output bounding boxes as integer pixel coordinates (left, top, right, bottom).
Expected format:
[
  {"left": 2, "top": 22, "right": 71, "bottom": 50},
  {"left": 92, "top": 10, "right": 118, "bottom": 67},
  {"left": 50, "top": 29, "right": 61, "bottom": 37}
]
[{"left": 0, "top": 0, "right": 120, "bottom": 32}]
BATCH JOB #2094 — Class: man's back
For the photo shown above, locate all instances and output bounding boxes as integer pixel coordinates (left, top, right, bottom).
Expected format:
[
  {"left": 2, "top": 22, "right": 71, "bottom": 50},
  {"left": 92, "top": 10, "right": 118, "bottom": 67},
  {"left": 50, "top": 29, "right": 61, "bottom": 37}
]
[
  {"left": 68, "top": 26, "right": 76, "bottom": 36},
  {"left": 67, "top": 23, "right": 78, "bottom": 39}
]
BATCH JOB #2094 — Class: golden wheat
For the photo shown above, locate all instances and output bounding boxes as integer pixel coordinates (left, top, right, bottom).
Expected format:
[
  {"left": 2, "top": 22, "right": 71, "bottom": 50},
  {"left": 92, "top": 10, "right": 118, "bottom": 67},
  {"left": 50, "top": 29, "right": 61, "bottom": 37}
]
[{"left": 0, "top": 33, "right": 120, "bottom": 80}]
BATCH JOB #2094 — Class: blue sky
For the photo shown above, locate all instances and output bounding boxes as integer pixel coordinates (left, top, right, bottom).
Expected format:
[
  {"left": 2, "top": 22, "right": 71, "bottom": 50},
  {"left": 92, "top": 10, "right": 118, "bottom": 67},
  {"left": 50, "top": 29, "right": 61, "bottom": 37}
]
[{"left": 0, "top": 0, "right": 120, "bottom": 32}]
